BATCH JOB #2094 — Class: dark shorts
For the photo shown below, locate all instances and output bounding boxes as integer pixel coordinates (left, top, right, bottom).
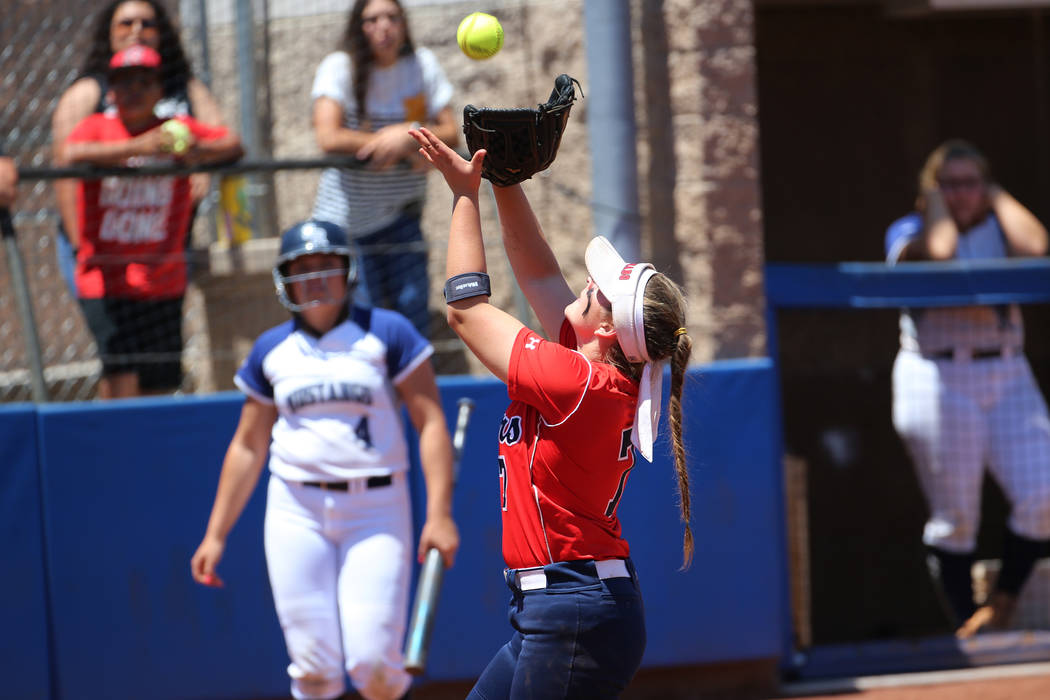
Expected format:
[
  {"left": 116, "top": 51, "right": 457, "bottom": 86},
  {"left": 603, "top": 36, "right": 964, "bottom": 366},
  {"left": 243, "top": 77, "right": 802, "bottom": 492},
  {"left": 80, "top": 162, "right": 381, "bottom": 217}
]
[
  {"left": 468, "top": 558, "right": 647, "bottom": 699},
  {"left": 79, "top": 296, "right": 184, "bottom": 391}
]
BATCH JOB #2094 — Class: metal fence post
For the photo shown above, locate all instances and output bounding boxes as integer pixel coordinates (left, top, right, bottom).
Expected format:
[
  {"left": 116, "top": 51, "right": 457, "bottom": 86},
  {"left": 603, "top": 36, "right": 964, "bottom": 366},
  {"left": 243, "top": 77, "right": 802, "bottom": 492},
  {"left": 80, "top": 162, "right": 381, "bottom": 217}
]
[{"left": 1, "top": 209, "right": 48, "bottom": 402}]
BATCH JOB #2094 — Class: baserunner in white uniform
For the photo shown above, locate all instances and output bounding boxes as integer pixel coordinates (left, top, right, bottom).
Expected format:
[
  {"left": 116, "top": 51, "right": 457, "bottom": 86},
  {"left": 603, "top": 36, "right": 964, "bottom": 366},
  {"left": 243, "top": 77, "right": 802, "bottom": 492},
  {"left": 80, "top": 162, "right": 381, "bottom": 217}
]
[
  {"left": 886, "top": 140, "right": 1050, "bottom": 638},
  {"left": 191, "top": 219, "right": 459, "bottom": 700}
]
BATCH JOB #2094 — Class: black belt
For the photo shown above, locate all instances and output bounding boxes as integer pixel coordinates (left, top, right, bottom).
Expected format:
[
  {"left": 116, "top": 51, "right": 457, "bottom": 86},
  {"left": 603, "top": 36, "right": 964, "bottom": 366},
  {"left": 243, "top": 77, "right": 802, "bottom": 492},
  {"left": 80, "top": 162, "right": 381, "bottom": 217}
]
[
  {"left": 929, "top": 348, "right": 1013, "bottom": 361},
  {"left": 300, "top": 475, "right": 392, "bottom": 491}
]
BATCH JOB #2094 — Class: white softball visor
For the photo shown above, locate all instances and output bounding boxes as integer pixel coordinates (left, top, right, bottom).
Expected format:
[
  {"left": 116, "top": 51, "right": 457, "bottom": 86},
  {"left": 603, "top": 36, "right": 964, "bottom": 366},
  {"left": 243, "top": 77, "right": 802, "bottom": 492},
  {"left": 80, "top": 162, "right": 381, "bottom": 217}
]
[{"left": 585, "top": 235, "right": 661, "bottom": 462}]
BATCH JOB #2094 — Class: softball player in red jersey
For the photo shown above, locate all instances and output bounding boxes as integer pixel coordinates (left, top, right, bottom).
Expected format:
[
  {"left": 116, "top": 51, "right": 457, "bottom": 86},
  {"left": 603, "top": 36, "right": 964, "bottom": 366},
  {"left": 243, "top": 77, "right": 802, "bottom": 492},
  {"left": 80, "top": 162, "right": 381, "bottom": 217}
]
[
  {"left": 191, "top": 220, "right": 459, "bottom": 700},
  {"left": 410, "top": 127, "right": 694, "bottom": 698},
  {"left": 886, "top": 140, "right": 1050, "bottom": 638}
]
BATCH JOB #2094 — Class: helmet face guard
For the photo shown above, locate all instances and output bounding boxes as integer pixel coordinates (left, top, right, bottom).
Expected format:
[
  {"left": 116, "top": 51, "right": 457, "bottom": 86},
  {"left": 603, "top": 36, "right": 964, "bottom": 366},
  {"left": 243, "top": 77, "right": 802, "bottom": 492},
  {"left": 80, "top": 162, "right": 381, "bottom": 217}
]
[{"left": 273, "top": 220, "right": 358, "bottom": 312}]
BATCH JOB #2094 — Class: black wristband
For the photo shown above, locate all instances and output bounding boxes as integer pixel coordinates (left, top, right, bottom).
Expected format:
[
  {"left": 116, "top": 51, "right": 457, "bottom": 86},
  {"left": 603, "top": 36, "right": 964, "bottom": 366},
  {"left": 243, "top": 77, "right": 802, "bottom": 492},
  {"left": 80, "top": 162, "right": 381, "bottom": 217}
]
[{"left": 444, "top": 272, "right": 491, "bottom": 303}]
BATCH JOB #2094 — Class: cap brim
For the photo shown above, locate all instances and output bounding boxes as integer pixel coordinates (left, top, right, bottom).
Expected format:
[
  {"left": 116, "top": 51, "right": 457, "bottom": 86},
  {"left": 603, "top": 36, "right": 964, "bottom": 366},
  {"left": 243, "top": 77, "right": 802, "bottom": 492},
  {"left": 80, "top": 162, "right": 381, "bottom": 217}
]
[{"left": 585, "top": 235, "right": 628, "bottom": 300}]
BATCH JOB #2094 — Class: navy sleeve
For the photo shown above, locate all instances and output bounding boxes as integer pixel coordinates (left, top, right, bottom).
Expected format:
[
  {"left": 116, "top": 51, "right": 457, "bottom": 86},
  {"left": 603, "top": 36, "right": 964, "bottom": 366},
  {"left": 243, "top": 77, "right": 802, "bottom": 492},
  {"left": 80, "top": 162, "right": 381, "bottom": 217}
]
[
  {"left": 234, "top": 320, "right": 294, "bottom": 402},
  {"left": 885, "top": 212, "right": 923, "bottom": 263},
  {"left": 365, "top": 307, "right": 433, "bottom": 382}
]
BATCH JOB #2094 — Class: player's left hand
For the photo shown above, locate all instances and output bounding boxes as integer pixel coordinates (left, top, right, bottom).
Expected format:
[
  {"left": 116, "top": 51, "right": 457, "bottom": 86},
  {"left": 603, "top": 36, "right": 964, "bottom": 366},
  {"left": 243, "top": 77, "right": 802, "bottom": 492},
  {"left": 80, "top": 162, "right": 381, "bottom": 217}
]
[
  {"left": 410, "top": 126, "right": 484, "bottom": 197},
  {"left": 419, "top": 513, "right": 459, "bottom": 568}
]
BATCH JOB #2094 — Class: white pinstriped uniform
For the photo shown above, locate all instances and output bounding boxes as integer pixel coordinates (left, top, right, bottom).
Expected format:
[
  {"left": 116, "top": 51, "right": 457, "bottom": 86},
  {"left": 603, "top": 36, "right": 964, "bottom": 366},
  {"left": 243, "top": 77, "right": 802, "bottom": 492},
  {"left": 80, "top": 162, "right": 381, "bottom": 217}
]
[
  {"left": 886, "top": 213, "right": 1050, "bottom": 553},
  {"left": 236, "top": 305, "right": 432, "bottom": 700}
]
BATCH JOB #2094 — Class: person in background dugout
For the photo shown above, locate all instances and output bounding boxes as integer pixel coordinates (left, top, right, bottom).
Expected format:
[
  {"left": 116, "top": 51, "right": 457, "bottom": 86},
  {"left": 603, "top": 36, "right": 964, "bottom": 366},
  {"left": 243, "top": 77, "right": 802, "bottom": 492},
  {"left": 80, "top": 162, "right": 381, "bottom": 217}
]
[
  {"left": 311, "top": 0, "right": 459, "bottom": 338},
  {"left": 55, "top": 46, "right": 242, "bottom": 399},
  {"left": 885, "top": 139, "right": 1050, "bottom": 638},
  {"left": 0, "top": 157, "right": 16, "bottom": 208},
  {"left": 51, "top": 0, "right": 230, "bottom": 295}
]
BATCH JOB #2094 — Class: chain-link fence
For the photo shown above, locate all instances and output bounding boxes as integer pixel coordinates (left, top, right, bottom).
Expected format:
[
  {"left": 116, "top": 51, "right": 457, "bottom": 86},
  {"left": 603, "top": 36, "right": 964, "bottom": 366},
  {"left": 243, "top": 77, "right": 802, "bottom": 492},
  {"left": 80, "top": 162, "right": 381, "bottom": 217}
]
[{"left": 1, "top": 0, "right": 595, "bottom": 403}]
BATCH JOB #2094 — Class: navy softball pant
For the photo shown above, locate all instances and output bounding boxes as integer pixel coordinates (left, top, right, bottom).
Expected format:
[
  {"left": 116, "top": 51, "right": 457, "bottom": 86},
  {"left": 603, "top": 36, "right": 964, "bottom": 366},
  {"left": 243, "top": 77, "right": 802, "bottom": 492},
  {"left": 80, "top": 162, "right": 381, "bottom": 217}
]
[{"left": 467, "top": 558, "right": 646, "bottom": 699}]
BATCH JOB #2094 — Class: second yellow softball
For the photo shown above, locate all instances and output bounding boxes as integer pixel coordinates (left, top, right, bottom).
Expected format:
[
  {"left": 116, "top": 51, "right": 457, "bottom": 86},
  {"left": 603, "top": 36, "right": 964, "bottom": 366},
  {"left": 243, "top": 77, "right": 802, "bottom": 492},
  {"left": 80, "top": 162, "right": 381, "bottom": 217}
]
[{"left": 457, "top": 12, "right": 504, "bottom": 60}]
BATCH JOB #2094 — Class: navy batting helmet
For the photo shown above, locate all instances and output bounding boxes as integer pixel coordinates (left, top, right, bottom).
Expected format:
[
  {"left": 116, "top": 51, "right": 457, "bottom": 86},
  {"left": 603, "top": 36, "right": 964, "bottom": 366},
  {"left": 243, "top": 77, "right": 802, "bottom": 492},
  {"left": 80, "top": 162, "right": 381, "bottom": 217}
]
[{"left": 272, "top": 219, "right": 358, "bottom": 312}]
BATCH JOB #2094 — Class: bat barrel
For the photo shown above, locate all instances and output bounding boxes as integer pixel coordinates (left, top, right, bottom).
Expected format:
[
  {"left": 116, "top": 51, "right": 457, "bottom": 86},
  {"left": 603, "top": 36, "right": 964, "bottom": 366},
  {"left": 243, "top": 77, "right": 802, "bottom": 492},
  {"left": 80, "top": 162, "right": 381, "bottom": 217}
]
[
  {"left": 402, "top": 396, "right": 474, "bottom": 675},
  {"left": 453, "top": 397, "right": 475, "bottom": 459},
  {"left": 403, "top": 547, "right": 446, "bottom": 675}
]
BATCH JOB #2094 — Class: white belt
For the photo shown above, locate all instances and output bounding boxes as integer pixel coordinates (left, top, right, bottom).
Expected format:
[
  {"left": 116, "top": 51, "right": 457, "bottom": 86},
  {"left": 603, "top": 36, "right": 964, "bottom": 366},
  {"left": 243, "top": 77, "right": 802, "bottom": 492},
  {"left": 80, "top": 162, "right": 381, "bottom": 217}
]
[{"left": 516, "top": 559, "right": 630, "bottom": 591}]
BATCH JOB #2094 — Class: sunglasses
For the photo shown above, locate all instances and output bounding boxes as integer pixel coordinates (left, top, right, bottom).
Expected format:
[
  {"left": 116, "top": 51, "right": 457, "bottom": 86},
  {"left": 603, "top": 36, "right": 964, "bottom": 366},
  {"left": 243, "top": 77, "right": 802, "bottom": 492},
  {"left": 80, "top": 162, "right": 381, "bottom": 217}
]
[
  {"left": 938, "top": 177, "right": 984, "bottom": 192},
  {"left": 110, "top": 71, "right": 161, "bottom": 88},
  {"left": 115, "top": 17, "right": 159, "bottom": 31},
  {"left": 362, "top": 11, "right": 403, "bottom": 25}
]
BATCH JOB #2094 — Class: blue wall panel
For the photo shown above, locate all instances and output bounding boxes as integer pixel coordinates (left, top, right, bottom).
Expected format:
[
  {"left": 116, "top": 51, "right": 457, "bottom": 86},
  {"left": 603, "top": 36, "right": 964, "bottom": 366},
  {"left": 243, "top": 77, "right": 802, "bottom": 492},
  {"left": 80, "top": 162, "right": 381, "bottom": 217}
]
[
  {"left": 413, "top": 363, "right": 785, "bottom": 680},
  {"left": 37, "top": 395, "right": 288, "bottom": 700},
  {"left": 0, "top": 404, "right": 52, "bottom": 699},
  {"left": 24, "top": 360, "right": 784, "bottom": 698},
  {"left": 621, "top": 359, "right": 784, "bottom": 665}
]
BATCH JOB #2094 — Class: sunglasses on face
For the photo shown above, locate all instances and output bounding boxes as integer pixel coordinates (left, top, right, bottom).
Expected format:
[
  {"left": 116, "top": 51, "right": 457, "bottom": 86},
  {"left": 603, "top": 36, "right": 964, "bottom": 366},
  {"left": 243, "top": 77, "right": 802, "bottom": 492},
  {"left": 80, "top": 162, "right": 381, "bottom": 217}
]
[
  {"left": 110, "top": 71, "right": 160, "bottom": 88},
  {"left": 115, "top": 17, "right": 159, "bottom": 31},
  {"left": 938, "top": 177, "right": 984, "bottom": 192},
  {"left": 362, "top": 11, "right": 403, "bottom": 26}
]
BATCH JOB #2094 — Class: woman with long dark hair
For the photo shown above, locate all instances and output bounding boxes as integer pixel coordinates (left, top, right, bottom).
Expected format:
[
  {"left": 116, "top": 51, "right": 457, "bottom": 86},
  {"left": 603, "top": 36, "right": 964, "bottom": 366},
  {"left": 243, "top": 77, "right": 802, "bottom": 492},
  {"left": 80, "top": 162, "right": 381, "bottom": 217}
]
[{"left": 311, "top": 0, "right": 459, "bottom": 337}]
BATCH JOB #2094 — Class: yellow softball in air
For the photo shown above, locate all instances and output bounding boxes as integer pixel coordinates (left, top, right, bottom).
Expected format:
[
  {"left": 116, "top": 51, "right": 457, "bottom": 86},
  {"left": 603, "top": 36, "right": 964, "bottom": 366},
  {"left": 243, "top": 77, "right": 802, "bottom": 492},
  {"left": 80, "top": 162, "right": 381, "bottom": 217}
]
[{"left": 457, "top": 12, "right": 504, "bottom": 60}]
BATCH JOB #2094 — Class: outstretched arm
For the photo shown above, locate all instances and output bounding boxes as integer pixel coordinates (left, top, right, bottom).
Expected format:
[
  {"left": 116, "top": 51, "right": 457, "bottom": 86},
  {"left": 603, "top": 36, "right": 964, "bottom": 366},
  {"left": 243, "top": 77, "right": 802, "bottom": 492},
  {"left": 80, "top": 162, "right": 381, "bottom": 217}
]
[
  {"left": 492, "top": 185, "right": 574, "bottom": 339},
  {"left": 410, "top": 127, "right": 524, "bottom": 383}
]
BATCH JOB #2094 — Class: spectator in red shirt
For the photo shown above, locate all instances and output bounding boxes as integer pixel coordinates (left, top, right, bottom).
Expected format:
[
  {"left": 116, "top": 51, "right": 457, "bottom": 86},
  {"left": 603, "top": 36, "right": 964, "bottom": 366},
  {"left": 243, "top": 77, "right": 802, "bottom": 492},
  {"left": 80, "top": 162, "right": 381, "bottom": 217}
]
[{"left": 56, "top": 45, "right": 242, "bottom": 399}]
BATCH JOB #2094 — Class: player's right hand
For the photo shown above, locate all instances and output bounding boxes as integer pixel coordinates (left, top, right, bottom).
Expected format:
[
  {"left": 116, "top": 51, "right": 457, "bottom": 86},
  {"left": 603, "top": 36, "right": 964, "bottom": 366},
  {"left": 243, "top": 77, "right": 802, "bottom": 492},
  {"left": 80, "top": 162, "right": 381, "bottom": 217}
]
[
  {"left": 409, "top": 127, "right": 484, "bottom": 197},
  {"left": 190, "top": 536, "right": 226, "bottom": 587}
]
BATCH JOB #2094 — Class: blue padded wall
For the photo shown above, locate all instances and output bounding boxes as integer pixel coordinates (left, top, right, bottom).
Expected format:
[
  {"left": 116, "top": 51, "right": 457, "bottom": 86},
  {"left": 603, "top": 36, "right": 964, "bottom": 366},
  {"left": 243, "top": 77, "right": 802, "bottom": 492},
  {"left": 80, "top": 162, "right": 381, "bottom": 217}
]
[
  {"left": 0, "top": 404, "right": 52, "bottom": 700},
  {"left": 36, "top": 396, "right": 288, "bottom": 700},
  {"left": 22, "top": 359, "right": 784, "bottom": 698}
]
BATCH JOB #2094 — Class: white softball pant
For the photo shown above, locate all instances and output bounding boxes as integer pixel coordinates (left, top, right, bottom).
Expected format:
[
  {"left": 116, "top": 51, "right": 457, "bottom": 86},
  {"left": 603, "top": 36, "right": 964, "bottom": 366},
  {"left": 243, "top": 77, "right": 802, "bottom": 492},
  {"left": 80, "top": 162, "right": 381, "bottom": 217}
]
[
  {"left": 264, "top": 474, "right": 413, "bottom": 700},
  {"left": 892, "top": 349, "right": 1050, "bottom": 552}
]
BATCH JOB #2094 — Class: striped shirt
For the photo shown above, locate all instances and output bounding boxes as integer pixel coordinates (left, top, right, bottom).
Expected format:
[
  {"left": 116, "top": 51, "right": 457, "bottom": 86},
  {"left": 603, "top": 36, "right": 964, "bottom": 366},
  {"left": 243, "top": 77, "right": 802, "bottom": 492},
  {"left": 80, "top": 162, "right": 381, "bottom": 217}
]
[{"left": 311, "top": 48, "right": 453, "bottom": 238}]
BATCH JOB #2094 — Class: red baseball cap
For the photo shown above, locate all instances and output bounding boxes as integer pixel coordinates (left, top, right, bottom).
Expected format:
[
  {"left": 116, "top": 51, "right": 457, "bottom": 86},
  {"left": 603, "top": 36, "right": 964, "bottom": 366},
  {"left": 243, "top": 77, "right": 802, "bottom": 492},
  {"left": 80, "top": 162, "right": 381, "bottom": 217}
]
[{"left": 109, "top": 45, "right": 161, "bottom": 71}]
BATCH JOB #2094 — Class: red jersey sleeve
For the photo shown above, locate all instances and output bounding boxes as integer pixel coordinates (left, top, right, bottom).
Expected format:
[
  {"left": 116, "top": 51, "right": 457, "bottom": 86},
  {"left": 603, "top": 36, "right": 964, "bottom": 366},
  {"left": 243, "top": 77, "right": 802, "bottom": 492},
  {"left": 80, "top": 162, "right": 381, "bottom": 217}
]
[
  {"left": 179, "top": 116, "right": 230, "bottom": 142},
  {"left": 66, "top": 114, "right": 105, "bottom": 144},
  {"left": 508, "top": 323, "right": 591, "bottom": 425}
]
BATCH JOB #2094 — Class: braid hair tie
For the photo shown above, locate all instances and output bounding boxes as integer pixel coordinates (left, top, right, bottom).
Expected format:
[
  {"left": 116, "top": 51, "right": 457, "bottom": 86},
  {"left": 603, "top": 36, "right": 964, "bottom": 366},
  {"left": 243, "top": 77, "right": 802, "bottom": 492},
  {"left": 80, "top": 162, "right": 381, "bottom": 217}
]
[{"left": 674, "top": 327, "right": 687, "bottom": 337}]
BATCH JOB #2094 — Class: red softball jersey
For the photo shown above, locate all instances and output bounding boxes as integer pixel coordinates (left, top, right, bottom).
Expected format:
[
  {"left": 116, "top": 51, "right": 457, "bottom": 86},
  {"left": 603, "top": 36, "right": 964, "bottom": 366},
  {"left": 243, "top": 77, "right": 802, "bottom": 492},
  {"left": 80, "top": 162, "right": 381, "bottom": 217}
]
[
  {"left": 67, "top": 114, "right": 229, "bottom": 299},
  {"left": 500, "top": 321, "right": 640, "bottom": 569}
]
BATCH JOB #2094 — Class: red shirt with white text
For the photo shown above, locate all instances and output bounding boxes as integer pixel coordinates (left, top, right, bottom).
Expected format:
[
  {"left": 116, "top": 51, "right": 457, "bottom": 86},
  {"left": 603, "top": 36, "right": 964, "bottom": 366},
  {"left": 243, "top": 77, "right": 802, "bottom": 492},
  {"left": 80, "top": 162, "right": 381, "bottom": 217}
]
[{"left": 68, "top": 114, "right": 228, "bottom": 299}]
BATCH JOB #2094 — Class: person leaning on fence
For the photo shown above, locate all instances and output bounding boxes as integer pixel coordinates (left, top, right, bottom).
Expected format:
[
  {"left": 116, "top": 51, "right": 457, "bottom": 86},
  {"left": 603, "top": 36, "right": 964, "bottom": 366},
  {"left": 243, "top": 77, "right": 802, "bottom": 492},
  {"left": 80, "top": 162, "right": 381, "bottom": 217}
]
[
  {"left": 50, "top": 0, "right": 230, "bottom": 295},
  {"left": 54, "top": 45, "right": 242, "bottom": 399},
  {"left": 0, "top": 157, "right": 16, "bottom": 208},
  {"left": 311, "top": 0, "right": 459, "bottom": 337},
  {"left": 885, "top": 139, "right": 1050, "bottom": 638}
]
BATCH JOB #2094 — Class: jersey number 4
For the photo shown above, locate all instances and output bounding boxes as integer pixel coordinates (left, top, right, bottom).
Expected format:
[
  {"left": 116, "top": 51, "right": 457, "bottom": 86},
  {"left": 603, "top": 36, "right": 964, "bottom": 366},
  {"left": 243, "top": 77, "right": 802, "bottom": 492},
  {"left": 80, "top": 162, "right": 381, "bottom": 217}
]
[{"left": 355, "top": 416, "right": 373, "bottom": 449}]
